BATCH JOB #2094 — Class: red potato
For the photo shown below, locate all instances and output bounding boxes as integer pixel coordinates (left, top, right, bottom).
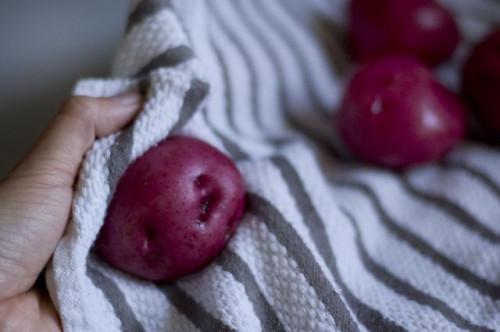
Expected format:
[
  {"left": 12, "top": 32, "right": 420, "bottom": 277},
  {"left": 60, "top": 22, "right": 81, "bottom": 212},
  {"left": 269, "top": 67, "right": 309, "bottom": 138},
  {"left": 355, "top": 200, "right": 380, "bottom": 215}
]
[
  {"left": 348, "top": 0, "right": 460, "bottom": 66},
  {"left": 462, "top": 28, "right": 500, "bottom": 133},
  {"left": 338, "top": 56, "right": 466, "bottom": 169},
  {"left": 95, "top": 136, "right": 246, "bottom": 282}
]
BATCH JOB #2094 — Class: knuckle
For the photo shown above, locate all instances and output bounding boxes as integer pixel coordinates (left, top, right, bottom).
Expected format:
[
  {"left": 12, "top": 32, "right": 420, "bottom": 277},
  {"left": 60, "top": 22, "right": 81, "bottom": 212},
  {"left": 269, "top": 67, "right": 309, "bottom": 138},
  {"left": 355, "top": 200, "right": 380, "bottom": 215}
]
[
  {"left": 61, "top": 96, "right": 98, "bottom": 117},
  {"left": 59, "top": 96, "right": 99, "bottom": 145}
]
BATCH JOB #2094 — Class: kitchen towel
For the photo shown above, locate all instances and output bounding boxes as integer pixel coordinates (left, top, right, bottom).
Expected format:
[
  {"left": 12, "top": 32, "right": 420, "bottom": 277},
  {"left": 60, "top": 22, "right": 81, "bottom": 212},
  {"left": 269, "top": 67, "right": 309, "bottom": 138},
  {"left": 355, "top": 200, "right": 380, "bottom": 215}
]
[{"left": 46, "top": 0, "right": 500, "bottom": 331}]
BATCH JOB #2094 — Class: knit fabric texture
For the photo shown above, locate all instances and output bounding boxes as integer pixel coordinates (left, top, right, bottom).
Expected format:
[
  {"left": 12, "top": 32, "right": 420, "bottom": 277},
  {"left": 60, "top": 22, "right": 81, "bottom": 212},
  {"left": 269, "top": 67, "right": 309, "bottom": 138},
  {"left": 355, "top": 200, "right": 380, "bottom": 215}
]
[{"left": 46, "top": 0, "right": 500, "bottom": 331}]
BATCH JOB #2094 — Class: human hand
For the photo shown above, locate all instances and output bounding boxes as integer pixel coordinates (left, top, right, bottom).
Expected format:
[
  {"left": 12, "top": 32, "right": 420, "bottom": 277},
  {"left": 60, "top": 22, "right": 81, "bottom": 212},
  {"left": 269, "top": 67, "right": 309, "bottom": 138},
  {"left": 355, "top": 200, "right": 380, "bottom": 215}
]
[{"left": 0, "top": 92, "right": 142, "bottom": 331}]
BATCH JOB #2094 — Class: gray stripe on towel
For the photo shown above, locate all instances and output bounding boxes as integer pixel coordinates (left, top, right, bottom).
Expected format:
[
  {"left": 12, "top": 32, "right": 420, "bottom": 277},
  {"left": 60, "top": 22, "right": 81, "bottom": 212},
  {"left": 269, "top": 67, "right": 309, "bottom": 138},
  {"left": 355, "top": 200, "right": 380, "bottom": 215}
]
[
  {"left": 135, "top": 45, "right": 195, "bottom": 78},
  {"left": 247, "top": 193, "right": 363, "bottom": 332},
  {"left": 107, "top": 129, "right": 134, "bottom": 201},
  {"left": 170, "top": 79, "right": 210, "bottom": 134},
  {"left": 442, "top": 161, "right": 500, "bottom": 202},
  {"left": 201, "top": 108, "right": 249, "bottom": 161},
  {"left": 87, "top": 264, "right": 145, "bottom": 332},
  {"left": 340, "top": 208, "right": 494, "bottom": 332},
  {"left": 401, "top": 176, "right": 500, "bottom": 243},
  {"left": 229, "top": 0, "right": 337, "bottom": 150},
  {"left": 254, "top": 0, "right": 330, "bottom": 118},
  {"left": 209, "top": 4, "right": 265, "bottom": 130},
  {"left": 127, "top": 0, "right": 172, "bottom": 32},
  {"left": 333, "top": 180, "right": 500, "bottom": 300},
  {"left": 271, "top": 156, "right": 406, "bottom": 332},
  {"left": 159, "top": 284, "right": 236, "bottom": 332},
  {"left": 218, "top": 249, "right": 286, "bottom": 332}
]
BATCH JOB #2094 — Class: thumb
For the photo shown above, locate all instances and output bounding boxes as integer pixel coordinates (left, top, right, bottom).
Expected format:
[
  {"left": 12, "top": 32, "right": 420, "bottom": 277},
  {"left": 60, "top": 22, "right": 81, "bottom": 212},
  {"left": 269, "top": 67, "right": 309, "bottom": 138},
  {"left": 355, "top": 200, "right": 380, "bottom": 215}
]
[
  {"left": 0, "top": 92, "right": 142, "bottom": 300},
  {"left": 11, "top": 91, "right": 142, "bottom": 187}
]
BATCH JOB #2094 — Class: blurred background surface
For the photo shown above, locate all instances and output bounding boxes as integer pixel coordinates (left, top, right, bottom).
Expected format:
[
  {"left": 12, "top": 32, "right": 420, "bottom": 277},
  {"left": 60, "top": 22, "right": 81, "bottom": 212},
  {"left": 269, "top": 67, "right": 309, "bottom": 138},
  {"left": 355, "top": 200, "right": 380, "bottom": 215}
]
[{"left": 0, "top": 0, "right": 129, "bottom": 178}]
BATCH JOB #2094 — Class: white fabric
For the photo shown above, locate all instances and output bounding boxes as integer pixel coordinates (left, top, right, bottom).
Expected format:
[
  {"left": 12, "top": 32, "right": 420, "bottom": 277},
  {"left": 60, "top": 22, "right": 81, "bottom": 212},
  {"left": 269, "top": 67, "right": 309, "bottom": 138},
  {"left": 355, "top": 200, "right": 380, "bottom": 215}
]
[{"left": 47, "top": 0, "right": 500, "bottom": 331}]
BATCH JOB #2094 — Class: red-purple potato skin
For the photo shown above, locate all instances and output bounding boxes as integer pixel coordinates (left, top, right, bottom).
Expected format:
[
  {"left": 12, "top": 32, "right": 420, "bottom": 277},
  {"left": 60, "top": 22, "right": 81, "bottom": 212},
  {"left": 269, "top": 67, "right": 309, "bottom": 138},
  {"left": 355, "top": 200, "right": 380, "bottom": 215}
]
[
  {"left": 338, "top": 56, "right": 466, "bottom": 169},
  {"left": 463, "top": 28, "right": 500, "bottom": 133},
  {"left": 95, "top": 136, "right": 246, "bottom": 282},
  {"left": 348, "top": 0, "right": 460, "bottom": 67}
]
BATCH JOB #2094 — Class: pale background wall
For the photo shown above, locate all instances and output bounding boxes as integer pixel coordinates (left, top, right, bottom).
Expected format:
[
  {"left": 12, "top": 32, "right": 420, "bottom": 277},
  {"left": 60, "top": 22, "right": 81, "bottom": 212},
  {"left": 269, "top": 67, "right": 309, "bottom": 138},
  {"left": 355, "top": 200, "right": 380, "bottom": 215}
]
[{"left": 0, "top": 0, "right": 130, "bottom": 178}]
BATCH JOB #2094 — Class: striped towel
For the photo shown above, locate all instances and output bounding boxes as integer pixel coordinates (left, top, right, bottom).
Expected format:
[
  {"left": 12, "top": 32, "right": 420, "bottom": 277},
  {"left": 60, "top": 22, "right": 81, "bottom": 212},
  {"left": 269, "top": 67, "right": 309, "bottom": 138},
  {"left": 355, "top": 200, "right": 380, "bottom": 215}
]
[{"left": 46, "top": 0, "right": 500, "bottom": 331}]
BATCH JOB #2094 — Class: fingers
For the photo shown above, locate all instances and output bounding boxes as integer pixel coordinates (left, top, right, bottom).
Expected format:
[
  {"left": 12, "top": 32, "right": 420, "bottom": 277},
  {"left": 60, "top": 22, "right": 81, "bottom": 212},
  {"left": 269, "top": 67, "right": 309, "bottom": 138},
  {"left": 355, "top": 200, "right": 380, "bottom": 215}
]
[
  {"left": 61, "top": 92, "right": 142, "bottom": 138},
  {"left": 10, "top": 91, "right": 142, "bottom": 187},
  {"left": 0, "top": 92, "right": 142, "bottom": 301}
]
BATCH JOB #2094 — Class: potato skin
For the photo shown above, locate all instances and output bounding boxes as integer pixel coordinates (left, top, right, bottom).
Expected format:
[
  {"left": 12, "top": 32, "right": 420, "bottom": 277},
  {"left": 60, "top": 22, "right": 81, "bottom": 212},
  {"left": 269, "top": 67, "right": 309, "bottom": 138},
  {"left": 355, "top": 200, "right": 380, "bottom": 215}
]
[{"left": 95, "top": 136, "right": 246, "bottom": 281}]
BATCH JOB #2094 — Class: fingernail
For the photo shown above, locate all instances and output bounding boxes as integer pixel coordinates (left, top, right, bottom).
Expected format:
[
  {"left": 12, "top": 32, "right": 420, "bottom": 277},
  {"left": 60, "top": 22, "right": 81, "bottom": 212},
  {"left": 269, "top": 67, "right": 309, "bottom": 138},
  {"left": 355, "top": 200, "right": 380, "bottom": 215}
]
[{"left": 114, "top": 91, "right": 142, "bottom": 106}]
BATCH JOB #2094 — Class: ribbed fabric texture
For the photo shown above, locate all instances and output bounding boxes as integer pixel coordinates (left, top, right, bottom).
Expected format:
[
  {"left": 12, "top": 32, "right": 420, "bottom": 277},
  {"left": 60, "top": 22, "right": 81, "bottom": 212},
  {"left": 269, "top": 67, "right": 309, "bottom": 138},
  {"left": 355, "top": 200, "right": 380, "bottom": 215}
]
[{"left": 46, "top": 0, "right": 500, "bottom": 331}]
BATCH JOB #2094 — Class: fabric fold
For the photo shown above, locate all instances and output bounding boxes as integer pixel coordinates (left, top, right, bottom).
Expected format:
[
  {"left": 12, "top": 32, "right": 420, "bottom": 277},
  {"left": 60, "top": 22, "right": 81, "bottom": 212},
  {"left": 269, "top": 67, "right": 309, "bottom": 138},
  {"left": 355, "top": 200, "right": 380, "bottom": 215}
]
[{"left": 47, "top": 1, "right": 500, "bottom": 331}]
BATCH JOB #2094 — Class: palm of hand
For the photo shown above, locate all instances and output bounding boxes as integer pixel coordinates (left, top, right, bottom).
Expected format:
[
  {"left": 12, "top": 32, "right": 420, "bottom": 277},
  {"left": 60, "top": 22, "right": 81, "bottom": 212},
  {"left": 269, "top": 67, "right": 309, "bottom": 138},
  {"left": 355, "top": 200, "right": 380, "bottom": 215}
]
[{"left": 0, "top": 93, "right": 141, "bottom": 331}]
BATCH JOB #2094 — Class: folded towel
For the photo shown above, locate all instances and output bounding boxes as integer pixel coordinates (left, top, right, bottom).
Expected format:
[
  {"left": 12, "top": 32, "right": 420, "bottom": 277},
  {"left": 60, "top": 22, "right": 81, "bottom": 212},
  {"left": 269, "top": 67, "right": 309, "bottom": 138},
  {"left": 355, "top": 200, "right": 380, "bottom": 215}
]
[{"left": 46, "top": 0, "right": 500, "bottom": 331}]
